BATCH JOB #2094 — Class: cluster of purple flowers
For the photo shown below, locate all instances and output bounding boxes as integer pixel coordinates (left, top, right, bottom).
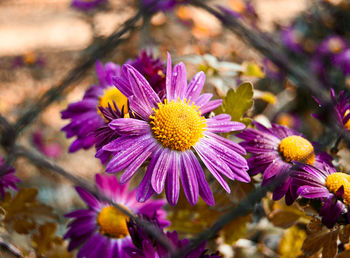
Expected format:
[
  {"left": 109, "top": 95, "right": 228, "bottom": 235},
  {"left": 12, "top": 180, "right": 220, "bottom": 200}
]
[{"left": 61, "top": 49, "right": 350, "bottom": 256}]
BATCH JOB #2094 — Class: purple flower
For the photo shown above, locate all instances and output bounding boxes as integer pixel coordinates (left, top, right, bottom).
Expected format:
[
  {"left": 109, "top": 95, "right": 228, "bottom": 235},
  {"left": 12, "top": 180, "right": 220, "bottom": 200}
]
[
  {"left": 64, "top": 174, "right": 169, "bottom": 257},
  {"left": 141, "top": 0, "right": 186, "bottom": 13},
  {"left": 61, "top": 51, "right": 166, "bottom": 153},
  {"left": 32, "top": 131, "right": 62, "bottom": 159},
  {"left": 281, "top": 27, "right": 304, "bottom": 53},
  {"left": 290, "top": 162, "right": 348, "bottom": 228},
  {"left": 0, "top": 156, "right": 20, "bottom": 198},
  {"left": 314, "top": 88, "right": 350, "bottom": 131},
  {"left": 334, "top": 48, "right": 350, "bottom": 75},
  {"left": 317, "top": 35, "right": 347, "bottom": 56},
  {"left": 263, "top": 58, "right": 285, "bottom": 81},
  {"left": 100, "top": 53, "right": 250, "bottom": 206},
  {"left": 237, "top": 122, "right": 332, "bottom": 204},
  {"left": 71, "top": 0, "right": 107, "bottom": 11},
  {"left": 125, "top": 216, "right": 221, "bottom": 258},
  {"left": 274, "top": 113, "right": 302, "bottom": 131}
]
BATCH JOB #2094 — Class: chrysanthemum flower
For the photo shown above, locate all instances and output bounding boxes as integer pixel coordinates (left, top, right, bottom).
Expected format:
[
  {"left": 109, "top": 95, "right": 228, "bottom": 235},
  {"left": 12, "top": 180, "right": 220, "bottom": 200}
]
[
  {"left": 0, "top": 156, "right": 20, "bottom": 198},
  {"left": 101, "top": 53, "right": 249, "bottom": 206},
  {"left": 237, "top": 122, "right": 332, "bottom": 204},
  {"left": 125, "top": 215, "right": 221, "bottom": 258},
  {"left": 334, "top": 48, "right": 350, "bottom": 75},
  {"left": 71, "top": 0, "right": 107, "bottom": 11},
  {"left": 290, "top": 162, "right": 348, "bottom": 228},
  {"left": 61, "top": 51, "right": 166, "bottom": 153},
  {"left": 64, "top": 174, "right": 169, "bottom": 257}
]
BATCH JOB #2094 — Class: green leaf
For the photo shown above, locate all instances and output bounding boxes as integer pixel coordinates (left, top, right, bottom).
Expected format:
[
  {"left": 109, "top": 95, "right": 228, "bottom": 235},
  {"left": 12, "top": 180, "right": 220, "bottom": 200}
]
[{"left": 215, "top": 82, "right": 254, "bottom": 125}]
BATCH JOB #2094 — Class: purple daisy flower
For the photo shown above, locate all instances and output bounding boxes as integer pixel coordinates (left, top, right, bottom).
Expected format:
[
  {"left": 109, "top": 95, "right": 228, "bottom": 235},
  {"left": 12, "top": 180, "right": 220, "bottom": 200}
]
[
  {"left": 32, "top": 131, "right": 62, "bottom": 159},
  {"left": 64, "top": 174, "right": 169, "bottom": 257},
  {"left": 101, "top": 53, "right": 250, "bottom": 206},
  {"left": 290, "top": 162, "right": 348, "bottom": 228},
  {"left": 0, "top": 156, "right": 20, "bottom": 198},
  {"left": 61, "top": 51, "right": 166, "bottom": 153},
  {"left": 237, "top": 122, "right": 332, "bottom": 204},
  {"left": 71, "top": 0, "right": 107, "bottom": 11},
  {"left": 125, "top": 215, "right": 221, "bottom": 258}
]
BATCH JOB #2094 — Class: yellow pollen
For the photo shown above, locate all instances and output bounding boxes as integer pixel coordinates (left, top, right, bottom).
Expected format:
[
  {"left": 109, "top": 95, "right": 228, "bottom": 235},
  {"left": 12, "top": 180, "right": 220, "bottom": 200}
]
[
  {"left": 96, "top": 206, "right": 130, "bottom": 238},
  {"left": 326, "top": 172, "right": 350, "bottom": 205},
  {"left": 278, "top": 135, "right": 315, "bottom": 165},
  {"left": 150, "top": 99, "right": 206, "bottom": 151},
  {"left": 98, "top": 87, "right": 128, "bottom": 116}
]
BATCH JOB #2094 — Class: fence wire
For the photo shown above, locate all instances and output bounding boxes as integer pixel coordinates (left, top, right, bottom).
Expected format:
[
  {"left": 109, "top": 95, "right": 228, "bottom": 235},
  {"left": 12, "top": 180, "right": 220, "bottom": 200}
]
[{"left": 0, "top": 1, "right": 349, "bottom": 257}]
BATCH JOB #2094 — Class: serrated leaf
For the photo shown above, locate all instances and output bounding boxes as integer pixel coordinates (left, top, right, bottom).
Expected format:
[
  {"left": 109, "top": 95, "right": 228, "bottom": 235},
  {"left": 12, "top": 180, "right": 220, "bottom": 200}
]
[
  {"left": 215, "top": 82, "right": 253, "bottom": 125},
  {"left": 31, "top": 223, "right": 62, "bottom": 255},
  {"left": 268, "top": 200, "right": 310, "bottom": 229},
  {"left": 0, "top": 188, "right": 56, "bottom": 234},
  {"left": 222, "top": 215, "right": 251, "bottom": 245},
  {"left": 302, "top": 230, "right": 338, "bottom": 256},
  {"left": 339, "top": 225, "right": 350, "bottom": 244},
  {"left": 244, "top": 62, "right": 265, "bottom": 78},
  {"left": 322, "top": 230, "right": 338, "bottom": 258},
  {"left": 278, "top": 225, "right": 306, "bottom": 258}
]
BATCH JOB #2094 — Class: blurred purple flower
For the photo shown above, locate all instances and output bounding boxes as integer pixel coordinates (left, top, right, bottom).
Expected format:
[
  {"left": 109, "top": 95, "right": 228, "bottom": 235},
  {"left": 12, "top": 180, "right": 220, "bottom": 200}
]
[
  {"left": 0, "top": 156, "right": 20, "bottom": 198},
  {"left": 281, "top": 27, "right": 304, "bottom": 53},
  {"left": 71, "top": 0, "right": 107, "bottom": 11},
  {"left": 317, "top": 35, "right": 347, "bottom": 56},
  {"left": 32, "top": 131, "right": 62, "bottom": 159},
  {"left": 141, "top": 0, "right": 186, "bottom": 13},
  {"left": 274, "top": 113, "right": 302, "bottom": 131},
  {"left": 334, "top": 48, "right": 350, "bottom": 75}
]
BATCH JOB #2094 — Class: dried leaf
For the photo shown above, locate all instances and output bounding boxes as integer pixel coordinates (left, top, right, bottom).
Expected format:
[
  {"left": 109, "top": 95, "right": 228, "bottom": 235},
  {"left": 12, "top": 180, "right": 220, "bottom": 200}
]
[
  {"left": 215, "top": 82, "right": 254, "bottom": 126},
  {"left": 0, "top": 188, "right": 56, "bottom": 234},
  {"left": 31, "top": 223, "right": 62, "bottom": 255},
  {"left": 222, "top": 215, "right": 251, "bottom": 245},
  {"left": 268, "top": 200, "right": 309, "bottom": 229},
  {"left": 322, "top": 230, "right": 338, "bottom": 258},
  {"left": 307, "top": 218, "right": 323, "bottom": 234},
  {"left": 302, "top": 230, "right": 337, "bottom": 256},
  {"left": 278, "top": 225, "right": 307, "bottom": 258},
  {"left": 339, "top": 225, "right": 350, "bottom": 244},
  {"left": 336, "top": 250, "right": 350, "bottom": 258}
]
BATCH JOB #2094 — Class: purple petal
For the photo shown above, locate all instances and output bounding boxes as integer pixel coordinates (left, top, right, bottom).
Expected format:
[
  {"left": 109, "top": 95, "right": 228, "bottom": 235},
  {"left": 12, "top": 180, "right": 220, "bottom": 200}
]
[
  {"left": 180, "top": 151, "right": 199, "bottom": 205},
  {"left": 136, "top": 148, "right": 162, "bottom": 202},
  {"left": 200, "top": 99, "right": 223, "bottom": 115},
  {"left": 206, "top": 117, "right": 246, "bottom": 133},
  {"left": 112, "top": 76, "right": 132, "bottom": 97},
  {"left": 120, "top": 142, "right": 157, "bottom": 184},
  {"left": 172, "top": 62, "right": 187, "bottom": 100},
  {"left": 165, "top": 151, "right": 180, "bottom": 206},
  {"left": 185, "top": 71, "right": 205, "bottom": 100},
  {"left": 151, "top": 148, "right": 171, "bottom": 194},
  {"left": 75, "top": 187, "right": 101, "bottom": 211},
  {"left": 109, "top": 118, "right": 150, "bottom": 135},
  {"left": 165, "top": 53, "right": 174, "bottom": 100},
  {"left": 205, "top": 132, "right": 246, "bottom": 155},
  {"left": 187, "top": 151, "right": 215, "bottom": 206},
  {"left": 297, "top": 185, "right": 331, "bottom": 198}
]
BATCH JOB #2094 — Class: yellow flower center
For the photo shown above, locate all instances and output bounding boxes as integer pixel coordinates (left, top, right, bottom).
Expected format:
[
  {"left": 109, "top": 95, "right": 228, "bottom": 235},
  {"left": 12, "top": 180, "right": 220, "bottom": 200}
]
[
  {"left": 344, "top": 110, "right": 350, "bottom": 130},
  {"left": 325, "top": 172, "right": 350, "bottom": 205},
  {"left": 98, "top": 87, "right": 128, "bottom": 116},
  {"left": 150, "top": 99, "right": 206, "bottom": 151},
  {"left": 96, "top": 206, "right": 130, "bottom": 238},
  {"left": 328, "top": 38, "right": 343, "bottom": 54},
  {"left": 278, "top": 135, "right": 315, "bottom": 165}
]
